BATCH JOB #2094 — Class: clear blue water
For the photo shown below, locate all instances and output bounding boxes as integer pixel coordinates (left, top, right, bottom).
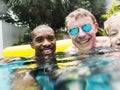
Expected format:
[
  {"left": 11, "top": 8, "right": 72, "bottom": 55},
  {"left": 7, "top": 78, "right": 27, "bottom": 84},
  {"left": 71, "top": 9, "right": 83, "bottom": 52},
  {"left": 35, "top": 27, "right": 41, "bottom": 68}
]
[{"left": 0, "top": 47, "right": 120, "bottom": 90}]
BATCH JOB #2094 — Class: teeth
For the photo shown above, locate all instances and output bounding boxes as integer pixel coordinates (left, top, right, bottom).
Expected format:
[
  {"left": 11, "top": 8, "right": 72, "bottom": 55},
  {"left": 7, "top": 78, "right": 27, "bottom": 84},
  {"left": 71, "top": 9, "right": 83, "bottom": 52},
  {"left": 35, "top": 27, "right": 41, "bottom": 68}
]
[
  {"left": 44, "top": 50, "right": 50, "bottom": 52},
  {"left": 43, "top": 49, "right": 52, "bottom": 54},
  {"left": 80, "top": 39, "right": 89, "bottom": 44}
]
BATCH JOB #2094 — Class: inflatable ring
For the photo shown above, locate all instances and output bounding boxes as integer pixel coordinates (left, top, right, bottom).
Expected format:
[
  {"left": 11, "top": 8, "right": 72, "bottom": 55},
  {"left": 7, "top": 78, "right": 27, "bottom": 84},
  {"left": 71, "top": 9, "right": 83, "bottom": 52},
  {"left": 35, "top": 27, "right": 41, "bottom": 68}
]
[{"left": 2, "top": 39, "right": 72, "bottom": 57}]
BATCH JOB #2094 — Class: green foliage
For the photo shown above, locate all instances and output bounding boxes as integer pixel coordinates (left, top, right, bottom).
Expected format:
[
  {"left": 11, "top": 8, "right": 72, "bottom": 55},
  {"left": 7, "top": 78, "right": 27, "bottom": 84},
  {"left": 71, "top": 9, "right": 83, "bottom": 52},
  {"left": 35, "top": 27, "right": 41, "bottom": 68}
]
[
  {"left": 88, "top": 0, "right": 106, "bottom": 27},
  {"left": 97, "top": 28, "right": 107, "bottom": 36},
  {"left": 99, "top": 1, "right": 120, "bottom": 36},
  {"left": 2, "top": 0, "right": 106, "bottom": 29},
  {"left": 1, "top": 0, "right": 107, "bottom": 44},
  {"left": 102, "top": 1, "right": 120, "bottom": 19}
]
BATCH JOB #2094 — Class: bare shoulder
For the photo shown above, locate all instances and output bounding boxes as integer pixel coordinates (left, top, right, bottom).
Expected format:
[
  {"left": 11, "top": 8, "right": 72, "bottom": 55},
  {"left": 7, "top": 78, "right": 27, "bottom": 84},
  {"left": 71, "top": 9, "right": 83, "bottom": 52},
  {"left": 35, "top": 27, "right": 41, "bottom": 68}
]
[
  {"left": 96, "top": 36, "right": 109, "bottom": 41},
  {"left": 96, "top": 36, "right": 111, "bottom": 47},
  {"left": 65, "top": 44, "right": 79, "bottom": 54}
]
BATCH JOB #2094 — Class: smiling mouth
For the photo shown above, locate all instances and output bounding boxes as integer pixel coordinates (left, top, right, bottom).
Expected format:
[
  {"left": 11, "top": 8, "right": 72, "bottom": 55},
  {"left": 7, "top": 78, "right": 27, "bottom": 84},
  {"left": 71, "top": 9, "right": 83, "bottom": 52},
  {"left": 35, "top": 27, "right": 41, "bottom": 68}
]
[
  {"left": 79, "top": 38, "right": 90, "bottom": 44},
  {"left": 42, "top": 49, "right": 53, "bottom": 55},
  {"left": 117, "top": 43, "right": 120, "bottom": 45},
  {"left": 115, "top": 45, "right": 120, "bottom": 49}
]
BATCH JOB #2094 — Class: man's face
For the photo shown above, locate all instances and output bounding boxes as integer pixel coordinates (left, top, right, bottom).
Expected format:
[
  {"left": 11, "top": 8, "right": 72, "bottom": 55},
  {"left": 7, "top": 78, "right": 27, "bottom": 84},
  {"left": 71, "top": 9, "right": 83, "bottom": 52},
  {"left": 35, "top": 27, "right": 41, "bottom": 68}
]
[
  {"left": 108, "top": 22, "right": 120, "bottom": 49},
  {"left": 31, "top": 27, "right": 56, "bottom": 57},
  {"left": 67, "top": 16, "right": 98, "bottom": 51}
]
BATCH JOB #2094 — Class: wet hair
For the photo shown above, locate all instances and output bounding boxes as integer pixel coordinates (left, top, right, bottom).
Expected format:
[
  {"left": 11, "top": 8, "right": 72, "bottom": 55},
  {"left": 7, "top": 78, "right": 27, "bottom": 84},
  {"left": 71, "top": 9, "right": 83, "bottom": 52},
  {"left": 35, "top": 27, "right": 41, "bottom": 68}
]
[
  {"left": 30, "top": 24, "right": 54, "bottom": 41},
  {"left": 65, "top": 8, "right": 97, "bottom": 29}
]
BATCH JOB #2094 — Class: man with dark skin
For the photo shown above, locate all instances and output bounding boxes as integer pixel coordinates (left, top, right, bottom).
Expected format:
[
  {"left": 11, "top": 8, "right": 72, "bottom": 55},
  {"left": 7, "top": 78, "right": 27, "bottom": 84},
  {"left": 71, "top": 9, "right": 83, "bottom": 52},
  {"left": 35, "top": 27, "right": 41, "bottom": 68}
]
[
  {"left": 11, "top": 24, "right": 58, "bottom": 90},
  {"left": 30, "top": 24, "right": 57, "bottom": 66}
]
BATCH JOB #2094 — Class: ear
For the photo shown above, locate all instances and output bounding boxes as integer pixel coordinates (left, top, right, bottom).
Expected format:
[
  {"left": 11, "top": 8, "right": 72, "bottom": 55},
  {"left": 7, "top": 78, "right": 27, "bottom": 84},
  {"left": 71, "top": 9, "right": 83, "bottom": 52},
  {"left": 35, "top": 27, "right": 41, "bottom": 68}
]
[
  {"left": 94, "top": 23, "right": 99, "bottom": 33},
  {"left": 30, "top": 42, "right": 34, "bottom": 49}
]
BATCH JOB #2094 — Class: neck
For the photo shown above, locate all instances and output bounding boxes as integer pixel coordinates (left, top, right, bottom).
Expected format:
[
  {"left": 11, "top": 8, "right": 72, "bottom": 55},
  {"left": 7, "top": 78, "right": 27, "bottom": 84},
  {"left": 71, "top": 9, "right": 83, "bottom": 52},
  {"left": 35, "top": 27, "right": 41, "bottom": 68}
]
[{"left": 35, "top": 55, "right": 57, "bottom": 67}]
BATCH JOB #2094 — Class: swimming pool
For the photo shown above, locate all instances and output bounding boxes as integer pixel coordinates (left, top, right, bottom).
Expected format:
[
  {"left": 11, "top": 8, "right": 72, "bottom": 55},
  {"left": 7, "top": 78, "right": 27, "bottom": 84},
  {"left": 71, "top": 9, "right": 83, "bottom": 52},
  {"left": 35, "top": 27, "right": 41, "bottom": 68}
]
[{"left": 0, "top": 47, "right": 120, "bottom": 90}]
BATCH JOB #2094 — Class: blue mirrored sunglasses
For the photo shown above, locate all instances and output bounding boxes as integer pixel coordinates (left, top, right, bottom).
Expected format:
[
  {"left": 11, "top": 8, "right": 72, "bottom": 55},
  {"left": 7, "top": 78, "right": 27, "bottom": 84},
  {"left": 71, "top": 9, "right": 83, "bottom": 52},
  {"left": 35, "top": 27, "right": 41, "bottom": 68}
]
[{"left": 68, "top": 23, "right": 92, "bottom": 36}]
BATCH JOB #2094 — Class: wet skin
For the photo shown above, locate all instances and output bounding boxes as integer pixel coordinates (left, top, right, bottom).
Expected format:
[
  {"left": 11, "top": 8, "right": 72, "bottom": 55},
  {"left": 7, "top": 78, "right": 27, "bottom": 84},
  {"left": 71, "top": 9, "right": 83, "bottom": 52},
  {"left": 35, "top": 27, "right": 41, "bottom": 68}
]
[
  {"left": 67, "top": 16, "right": 98, "bottom": 51},
  {"left": 108, "top": 22, "right": 120, "bottom": 49},
  {"left": 30, "top": 27, "right": 56, "bottom": 58}
]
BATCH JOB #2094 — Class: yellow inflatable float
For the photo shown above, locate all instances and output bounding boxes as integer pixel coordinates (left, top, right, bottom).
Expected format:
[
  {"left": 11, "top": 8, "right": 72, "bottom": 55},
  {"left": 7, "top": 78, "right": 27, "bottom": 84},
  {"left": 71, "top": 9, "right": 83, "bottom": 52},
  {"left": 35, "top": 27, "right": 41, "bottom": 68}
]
[{"left": 2, "top": 39, "right": 72, "bottom": 57}]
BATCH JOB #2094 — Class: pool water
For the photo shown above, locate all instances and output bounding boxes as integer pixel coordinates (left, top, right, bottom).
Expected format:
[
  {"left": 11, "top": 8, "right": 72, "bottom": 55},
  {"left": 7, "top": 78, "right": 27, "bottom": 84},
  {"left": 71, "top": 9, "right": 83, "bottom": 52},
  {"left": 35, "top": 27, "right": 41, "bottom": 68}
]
[{"left": 0, "top": 47, "right": 120, "bottom": 90}]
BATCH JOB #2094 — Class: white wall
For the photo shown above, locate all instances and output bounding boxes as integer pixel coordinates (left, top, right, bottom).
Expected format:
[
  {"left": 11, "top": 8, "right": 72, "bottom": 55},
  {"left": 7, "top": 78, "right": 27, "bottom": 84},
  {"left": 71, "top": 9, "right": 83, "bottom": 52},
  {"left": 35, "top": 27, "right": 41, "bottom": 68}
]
[
  {"left": 0, "top": 21, "right": 3, "bottom": 58},
  {"left": 0, "top": 20, "right": 25, "bottom": 58}
]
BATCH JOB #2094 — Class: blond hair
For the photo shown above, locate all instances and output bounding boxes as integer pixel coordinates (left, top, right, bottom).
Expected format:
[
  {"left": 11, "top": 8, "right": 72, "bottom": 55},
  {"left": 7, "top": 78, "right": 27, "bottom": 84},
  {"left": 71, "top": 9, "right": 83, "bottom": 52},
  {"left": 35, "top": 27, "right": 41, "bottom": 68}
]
[
  {"left": 104, "top": 12, "right": 120, "bottom": 33},
  {"left": 65, "top": 8, "right": 97, "bottom": 28}
]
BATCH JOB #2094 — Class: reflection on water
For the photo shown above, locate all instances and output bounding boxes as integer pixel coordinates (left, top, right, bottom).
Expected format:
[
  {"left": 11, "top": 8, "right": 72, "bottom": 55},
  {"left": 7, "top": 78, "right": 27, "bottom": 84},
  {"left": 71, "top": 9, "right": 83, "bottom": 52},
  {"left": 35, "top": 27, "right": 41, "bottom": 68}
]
[
  {"left": 0, "top": 68, "right": 12, "bottom": 90},
  {"left": 0, "top": 47, "right": 120, "bottom": 90}
]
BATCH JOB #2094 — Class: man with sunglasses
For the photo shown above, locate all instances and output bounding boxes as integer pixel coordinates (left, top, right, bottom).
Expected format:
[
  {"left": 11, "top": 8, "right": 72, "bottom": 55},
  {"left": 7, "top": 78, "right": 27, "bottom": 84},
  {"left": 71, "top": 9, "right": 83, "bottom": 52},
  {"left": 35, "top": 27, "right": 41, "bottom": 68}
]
[{"left": 65, "top": 8, "right": 110, "bottom": 54}]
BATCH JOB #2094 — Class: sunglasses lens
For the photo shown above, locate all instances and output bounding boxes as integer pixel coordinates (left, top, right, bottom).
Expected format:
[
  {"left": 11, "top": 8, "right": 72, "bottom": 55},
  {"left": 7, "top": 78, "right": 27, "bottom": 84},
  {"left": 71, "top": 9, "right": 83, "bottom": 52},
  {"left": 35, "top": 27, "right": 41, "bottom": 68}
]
[
  {"left": 69, "top": 27, "right": 79, "bottom": 36},
  {"left": 82, "top": 23, "right": 92, "bottom": 32}
]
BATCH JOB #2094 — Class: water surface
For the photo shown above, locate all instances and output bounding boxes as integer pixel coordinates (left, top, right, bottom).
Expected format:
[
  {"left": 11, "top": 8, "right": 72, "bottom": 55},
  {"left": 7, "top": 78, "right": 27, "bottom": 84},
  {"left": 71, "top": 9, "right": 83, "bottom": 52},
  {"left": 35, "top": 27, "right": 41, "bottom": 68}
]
[{"left": 0, "top": 47, "right": 120, "bottom": 90}]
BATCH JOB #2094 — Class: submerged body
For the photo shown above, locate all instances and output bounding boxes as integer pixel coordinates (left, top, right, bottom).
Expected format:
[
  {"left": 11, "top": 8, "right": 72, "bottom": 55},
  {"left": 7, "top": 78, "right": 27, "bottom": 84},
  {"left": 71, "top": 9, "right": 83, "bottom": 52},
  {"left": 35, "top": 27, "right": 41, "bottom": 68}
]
[{"left": 0, "top": 47, "right": 120, "bottom": 90}]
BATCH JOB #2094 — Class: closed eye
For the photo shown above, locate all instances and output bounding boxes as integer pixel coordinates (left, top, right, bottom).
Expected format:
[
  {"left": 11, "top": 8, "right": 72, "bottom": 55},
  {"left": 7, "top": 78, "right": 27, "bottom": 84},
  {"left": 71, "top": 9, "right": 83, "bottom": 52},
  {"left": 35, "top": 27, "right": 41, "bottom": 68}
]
[{"left": 109, "top": 30, "right": 118, "bottom": 36}]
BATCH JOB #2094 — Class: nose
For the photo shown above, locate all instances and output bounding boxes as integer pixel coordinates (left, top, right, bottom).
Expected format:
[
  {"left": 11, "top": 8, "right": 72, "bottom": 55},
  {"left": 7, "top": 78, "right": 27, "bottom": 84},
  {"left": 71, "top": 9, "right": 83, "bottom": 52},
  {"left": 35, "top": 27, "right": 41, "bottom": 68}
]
[
  {"left": 116, "top": 37, "right": 120, "bottom": 45},
  {"left": 43, "top": 39, "right": 51, "bottom": 47},
  {"left": 77, "top": 28, "right": 86, "bottom": 39}
]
